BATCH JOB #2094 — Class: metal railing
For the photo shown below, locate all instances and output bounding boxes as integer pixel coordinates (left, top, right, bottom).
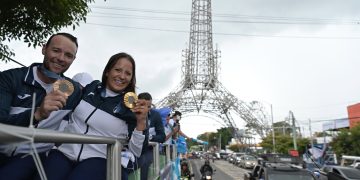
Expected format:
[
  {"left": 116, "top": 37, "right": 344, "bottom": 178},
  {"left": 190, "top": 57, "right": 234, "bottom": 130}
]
[
  {"left": 0, "top": 123, "right": 181, "bottom": 180},
  {"left": 0, "top": 123, "right": 125, "bottom": 180},
  {"left": 148, "top": 141, "right": 160, "bottom": 178}
]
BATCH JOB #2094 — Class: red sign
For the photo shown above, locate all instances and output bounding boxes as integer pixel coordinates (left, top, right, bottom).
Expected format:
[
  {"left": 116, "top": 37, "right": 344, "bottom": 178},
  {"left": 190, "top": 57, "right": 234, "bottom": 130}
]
[{"left": 288, "top": 150, "right": 299, "bottom": 157}]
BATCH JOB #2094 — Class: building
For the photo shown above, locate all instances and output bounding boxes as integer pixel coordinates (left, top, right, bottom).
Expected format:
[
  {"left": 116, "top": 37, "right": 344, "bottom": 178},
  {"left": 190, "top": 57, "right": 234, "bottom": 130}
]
[{"left": 347, "top": 103, "right": 360, "bottom": 128}]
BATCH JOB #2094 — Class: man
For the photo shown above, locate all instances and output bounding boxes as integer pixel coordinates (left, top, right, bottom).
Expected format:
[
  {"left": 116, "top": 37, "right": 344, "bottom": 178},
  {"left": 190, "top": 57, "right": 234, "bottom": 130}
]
[
  {"left": 180, "top": 159, "right": 193, "bottom": 179},
  {"left": 171, "top": 111, "right": 191, "bottom": 140},
  {"left": 138, "top": 92, "right": 165, "bottom": 143},
  {"left": 0, "top": 32, "right": 82, "bottom": 179},
  {"left": 164, "top": 112, "right": 176, "bottom": 145},
  {"left": 200, "top": 160, "right": 213, "bottom": 178},
  {"left": 137, "top": 92, "right": 165, "bottom": 180}
]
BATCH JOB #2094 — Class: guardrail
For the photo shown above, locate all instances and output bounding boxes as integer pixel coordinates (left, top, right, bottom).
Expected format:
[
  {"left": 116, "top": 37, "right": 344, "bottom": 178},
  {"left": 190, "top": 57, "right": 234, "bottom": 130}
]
[
  {"left": 0, "top": 123, "right": 125, "bottom": 180},
  {"left": 148, "top": 142, "right": 160, "bottom": 179},
  {"left": 0, "top": 123, "right": 181, "bottom": 180}
]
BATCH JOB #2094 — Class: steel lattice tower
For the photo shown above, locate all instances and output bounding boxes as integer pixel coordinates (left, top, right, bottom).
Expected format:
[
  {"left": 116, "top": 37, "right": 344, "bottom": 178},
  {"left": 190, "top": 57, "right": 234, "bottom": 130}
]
[{"left": 157, "top": 0, "right": 269, "bottom": 138}]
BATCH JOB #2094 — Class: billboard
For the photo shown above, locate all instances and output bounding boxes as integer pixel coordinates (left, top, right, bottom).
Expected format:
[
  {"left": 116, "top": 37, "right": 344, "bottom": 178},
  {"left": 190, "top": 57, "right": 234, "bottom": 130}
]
[{"left": 322, "top": 118, "right": 349, "bottom": 131}]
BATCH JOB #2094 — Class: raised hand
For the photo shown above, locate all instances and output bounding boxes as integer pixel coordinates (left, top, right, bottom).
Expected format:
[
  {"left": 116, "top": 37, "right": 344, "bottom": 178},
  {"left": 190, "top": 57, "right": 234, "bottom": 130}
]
[
  {"left": 131, "top": 99, "right": 150, "bottom": 131},
  {"left": 34, "top": 90, "right": 68, "bottom": 121}
]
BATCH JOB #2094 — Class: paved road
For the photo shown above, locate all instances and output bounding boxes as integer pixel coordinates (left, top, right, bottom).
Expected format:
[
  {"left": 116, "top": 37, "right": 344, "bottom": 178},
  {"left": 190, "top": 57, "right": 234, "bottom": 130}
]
[{"left": 189, "top": 159, "right": 250, "bottom": 180}]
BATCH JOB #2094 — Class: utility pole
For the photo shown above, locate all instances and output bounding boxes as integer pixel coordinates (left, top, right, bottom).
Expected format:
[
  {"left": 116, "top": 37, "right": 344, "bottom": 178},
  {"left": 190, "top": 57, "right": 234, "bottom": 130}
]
[
  {"left": 219, "top": 134, "right": 222, "bottom": 150},
  {"left": 290, "top": 111, "right": 298, "bottom": 150},
  {"left": 282, "top": 125, "right": 285, "bottom": 135},
  {"left": 271, "top": 104, "right": 276, "bottom": 153},
  {"left": 309, "top": 119, "right": 314, "bottom": 150}
]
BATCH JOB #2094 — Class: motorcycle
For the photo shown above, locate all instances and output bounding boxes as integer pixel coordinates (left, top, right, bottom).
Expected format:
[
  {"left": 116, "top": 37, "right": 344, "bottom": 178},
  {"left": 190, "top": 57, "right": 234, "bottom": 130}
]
[
  {"left": 201, "top": 170, "right": 213, "bottom": 180},
  {"left": 180, "top": 174, "right": 195, "bottom": 180}
]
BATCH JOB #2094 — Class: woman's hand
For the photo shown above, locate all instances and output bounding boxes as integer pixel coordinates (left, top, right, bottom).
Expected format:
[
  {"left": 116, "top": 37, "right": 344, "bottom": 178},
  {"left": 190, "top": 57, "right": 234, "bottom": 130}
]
[{"left": 131, "top": 99, "right": 150, "bottom": 131}]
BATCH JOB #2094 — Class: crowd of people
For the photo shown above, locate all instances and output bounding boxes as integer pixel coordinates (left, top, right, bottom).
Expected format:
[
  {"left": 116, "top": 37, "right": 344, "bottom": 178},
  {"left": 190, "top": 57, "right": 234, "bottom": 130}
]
[{"left": 0, "top": 32, "right": 193, "bottom": 180}]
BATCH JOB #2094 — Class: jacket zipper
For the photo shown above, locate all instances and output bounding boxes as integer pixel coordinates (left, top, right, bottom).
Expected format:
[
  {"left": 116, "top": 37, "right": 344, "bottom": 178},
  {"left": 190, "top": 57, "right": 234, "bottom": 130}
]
[{"left": 76, "top": 107, "right": 98, "bottom": 162}]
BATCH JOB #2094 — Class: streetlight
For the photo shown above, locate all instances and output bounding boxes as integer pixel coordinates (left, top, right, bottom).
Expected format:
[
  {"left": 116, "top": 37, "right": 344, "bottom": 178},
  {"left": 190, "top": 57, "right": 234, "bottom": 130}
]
[
  {"left": 258, "top": 101, "right": 276, "bottom": 153},
  {"left": 271, "top": 104, "right": 276, "bottom": 153}
]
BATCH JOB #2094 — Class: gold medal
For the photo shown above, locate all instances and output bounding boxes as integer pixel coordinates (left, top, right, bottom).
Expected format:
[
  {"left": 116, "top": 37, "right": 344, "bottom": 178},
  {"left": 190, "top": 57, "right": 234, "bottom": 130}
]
[
  {"left": 53, "top": 79, "right": 74, "bottom": 96},
  {"left": 124, "top": 92, "right": 138, "bottom": 109}
]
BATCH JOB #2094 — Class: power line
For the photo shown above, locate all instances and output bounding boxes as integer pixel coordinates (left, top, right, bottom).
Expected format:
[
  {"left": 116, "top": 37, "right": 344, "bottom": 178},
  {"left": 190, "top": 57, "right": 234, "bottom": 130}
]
[
  {"left": 84, "top": 22, "right": 360, "bottom": 39},
  {"left": 90, "top": 6, "right": 189, "bottom": 15},
  {"left": 85, "top": 22, "right": 188, "bottom": 33},
  {"left": 89, "top": 11, "right": 360, "bottom": 26},
  {"left": 90, "top": 6, "right": 360, "bottom": 24}
]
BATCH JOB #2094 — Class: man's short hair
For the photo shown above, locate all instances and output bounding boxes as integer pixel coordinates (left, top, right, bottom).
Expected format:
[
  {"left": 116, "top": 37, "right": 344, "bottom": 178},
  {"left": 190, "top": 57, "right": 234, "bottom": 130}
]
[
  {"left": 138, "top": 92, "right": 152, "bottom": 101},
  {"left": 173, "top": 110, "right": 182, "bottom": 117},
  {"left": 46, "top": 32, "right": 78, "bottom": 48}
]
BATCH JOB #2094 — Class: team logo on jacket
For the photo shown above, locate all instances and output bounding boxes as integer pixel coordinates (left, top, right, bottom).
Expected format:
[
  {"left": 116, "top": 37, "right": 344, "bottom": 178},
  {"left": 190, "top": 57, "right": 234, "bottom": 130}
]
[{"left": 17, "top": 94, "right": 31, "bottom": 99}]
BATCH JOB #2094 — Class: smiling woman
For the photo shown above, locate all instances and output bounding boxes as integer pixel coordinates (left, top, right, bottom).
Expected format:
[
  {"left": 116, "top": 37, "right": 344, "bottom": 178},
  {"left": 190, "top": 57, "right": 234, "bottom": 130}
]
[
  {"left": 103, "top": 53, "right": 135, "bottom": 93},
  {"left": 35, "top": 52, "right": 149, "bottom": 180}
]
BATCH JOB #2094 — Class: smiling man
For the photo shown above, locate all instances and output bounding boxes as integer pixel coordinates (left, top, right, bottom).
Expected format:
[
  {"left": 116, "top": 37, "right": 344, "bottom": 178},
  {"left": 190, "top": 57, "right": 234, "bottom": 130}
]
[{"left": 0, "top": 33, "right": 82, "bottom": 179}]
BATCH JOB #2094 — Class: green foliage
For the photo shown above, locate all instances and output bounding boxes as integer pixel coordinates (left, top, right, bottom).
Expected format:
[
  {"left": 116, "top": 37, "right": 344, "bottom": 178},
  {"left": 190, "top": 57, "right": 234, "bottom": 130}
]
[
  {"left": 273, "top": 121, "right": 292, "bottom": 135},
  {"left": 0, "top": 0, "right": 95, "bottom": 62},
  {"left": 314, "top": 131, "right": 331, "bottom": 137},
  {"left": 217, "top": 127, "right": 233, "bottom": 149},
  {"left": 196, "top": 127, "right": 233, "bottom": 149},
  {"left": 260, "top": 133, "right": 310, "bottom": 154},
  {"left": 331, "top": 125, "right": 360, "bottom": 156},
  {"left": 228, "top": 144, "right": 247, "bottom": 152}
]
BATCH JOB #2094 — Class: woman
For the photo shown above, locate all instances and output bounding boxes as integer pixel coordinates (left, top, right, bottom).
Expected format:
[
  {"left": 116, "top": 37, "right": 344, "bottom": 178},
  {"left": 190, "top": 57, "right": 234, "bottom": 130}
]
[{"left": 38, "top": 52, "right": 149, "bottom": 180}]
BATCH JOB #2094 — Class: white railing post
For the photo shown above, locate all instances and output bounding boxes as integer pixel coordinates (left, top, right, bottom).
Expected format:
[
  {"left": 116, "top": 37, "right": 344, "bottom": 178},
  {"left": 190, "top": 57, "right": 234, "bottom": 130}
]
[
  {"left": 172, "top": 144, "right": 177, "bottom": 160},
  {"left": 165, "top": 144, "right": 171, "bottom": 163},
  {"left": 148, "top": 142, "right": 160, "bottom": 179},
  {"left": 153, "top": 143, "right": 160, "bottom": 176},
  {"left": 107, "top": 139, "right": 122, "bottom": 180}
]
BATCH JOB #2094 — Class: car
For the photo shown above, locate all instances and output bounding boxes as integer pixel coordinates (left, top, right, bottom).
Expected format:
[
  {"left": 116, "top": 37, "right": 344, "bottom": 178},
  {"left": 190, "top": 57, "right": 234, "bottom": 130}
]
[
  {"left": 319, "top": 165, "right": 360, "bottom": 180},
  {"left": 239, "top": 155, "right": 257, "bottom": 169},
  {"left": 244, "top": 162, "right": 316, "bottom": 180},
  {"left": 219, "top": 152, "right": 229, "bottom": 159},
  {"left": 232, "top": 152, "right": 245, "bottom": 165},
  {"left": 244, "top": 154, "right": 315, "bottom": 180},
  {"left": 227, "top": 153, "right": 235, "bottom": 163},
  {"left": 228, "top": 152, "right": 244, "bottom": 164}
]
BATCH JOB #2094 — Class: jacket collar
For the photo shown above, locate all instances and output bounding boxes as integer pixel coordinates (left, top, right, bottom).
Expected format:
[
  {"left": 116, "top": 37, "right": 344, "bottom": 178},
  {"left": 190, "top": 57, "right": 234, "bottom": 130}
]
[
  {"left": 23, "top": 63, "right": 65, "bottom": 87},
  {"left": 23, "top": 63, "right": 42, "bottom": 87}
]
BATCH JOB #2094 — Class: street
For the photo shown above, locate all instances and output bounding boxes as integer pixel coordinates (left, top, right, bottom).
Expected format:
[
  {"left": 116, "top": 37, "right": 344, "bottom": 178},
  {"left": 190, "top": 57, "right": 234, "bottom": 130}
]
[{"left": 189, "top": 159, "right": 251, "bottom": 180}]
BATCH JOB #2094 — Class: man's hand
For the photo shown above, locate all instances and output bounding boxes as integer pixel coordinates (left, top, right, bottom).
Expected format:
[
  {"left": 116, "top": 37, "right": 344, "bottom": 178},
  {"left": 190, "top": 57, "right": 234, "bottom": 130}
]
[{"left": 34, "top": 90, "right": 68, "bottom": 121}]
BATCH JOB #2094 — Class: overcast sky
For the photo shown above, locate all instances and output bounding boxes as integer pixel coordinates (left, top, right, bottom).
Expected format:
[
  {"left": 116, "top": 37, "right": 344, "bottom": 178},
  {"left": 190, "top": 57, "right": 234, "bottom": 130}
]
[{"left": 2, "top": 0, "right": 360, "bottom": 139}]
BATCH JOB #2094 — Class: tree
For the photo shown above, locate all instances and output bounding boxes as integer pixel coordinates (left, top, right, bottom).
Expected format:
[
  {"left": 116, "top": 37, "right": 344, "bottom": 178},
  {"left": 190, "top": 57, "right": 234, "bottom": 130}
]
[
  {"left": 0, "top": 0, "right": 95, "bottom": 62},
  {"left": 260, "top": 133, "right": 310, "bottom": 154},
  {"left": 314, "top": 131, "right": 331, "bottom": 137},
  {"left": 228, "top": 143, "right": 247, "bottom": 152},
  {"left": 273, "top": 121, "right": 292, "bottom": 135},
  {"left": 331, "top": 125, "right": 360, "bottom": 156},
  {"left": 195, "top": 127, "right": 233, "bottom": 150},
  {"left": 217, "top": 127, "right": 233, "bottom": 149}
]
